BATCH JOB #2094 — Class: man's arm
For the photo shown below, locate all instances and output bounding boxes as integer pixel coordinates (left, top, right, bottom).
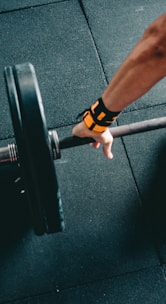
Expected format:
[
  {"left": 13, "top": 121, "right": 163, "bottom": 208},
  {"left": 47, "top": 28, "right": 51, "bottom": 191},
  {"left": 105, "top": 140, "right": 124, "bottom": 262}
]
[{"left": 72, "top": 13, "right": 166, "bottom": 159}]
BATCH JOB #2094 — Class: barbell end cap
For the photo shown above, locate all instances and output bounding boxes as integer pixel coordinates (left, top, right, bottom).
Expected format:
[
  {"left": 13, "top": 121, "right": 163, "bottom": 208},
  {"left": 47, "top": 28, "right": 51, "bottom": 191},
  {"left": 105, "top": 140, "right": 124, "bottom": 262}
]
[{"left": 48, "top": 130, "right": 61, "bottom": 160}]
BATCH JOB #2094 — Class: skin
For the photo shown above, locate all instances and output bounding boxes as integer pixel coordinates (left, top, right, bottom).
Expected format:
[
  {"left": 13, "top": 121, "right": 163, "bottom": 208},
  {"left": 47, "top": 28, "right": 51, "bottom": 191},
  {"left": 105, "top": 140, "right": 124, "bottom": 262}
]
[{"left": 72, "top": 13, "right": 166, "bottom": 159}]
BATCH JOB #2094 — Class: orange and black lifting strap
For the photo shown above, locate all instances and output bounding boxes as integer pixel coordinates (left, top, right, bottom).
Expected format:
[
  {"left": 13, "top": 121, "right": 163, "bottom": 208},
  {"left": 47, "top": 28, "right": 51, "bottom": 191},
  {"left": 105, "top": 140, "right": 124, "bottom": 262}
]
[{"left": 82, "top": 97, "right": 120, "bottom": 133}]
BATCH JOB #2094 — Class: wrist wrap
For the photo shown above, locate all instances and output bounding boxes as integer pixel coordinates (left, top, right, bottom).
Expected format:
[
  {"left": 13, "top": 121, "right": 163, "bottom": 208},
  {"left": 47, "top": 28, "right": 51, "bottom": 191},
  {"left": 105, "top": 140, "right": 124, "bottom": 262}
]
[{"left": 82, "top": 97, "right": 120, "bottom": 133}]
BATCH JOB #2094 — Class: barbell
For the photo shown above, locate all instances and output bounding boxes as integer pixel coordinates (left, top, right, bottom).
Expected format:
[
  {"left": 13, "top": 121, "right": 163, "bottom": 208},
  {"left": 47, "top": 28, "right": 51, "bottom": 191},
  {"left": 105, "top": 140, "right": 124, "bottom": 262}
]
[{"left": 1, "top": 63, "right": 166, "bottom": 235}]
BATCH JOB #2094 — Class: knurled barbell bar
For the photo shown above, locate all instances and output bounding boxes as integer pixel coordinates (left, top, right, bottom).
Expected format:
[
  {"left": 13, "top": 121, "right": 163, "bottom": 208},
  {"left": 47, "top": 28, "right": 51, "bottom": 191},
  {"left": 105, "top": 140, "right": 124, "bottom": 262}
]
[{"left": 1, "top": 63, "right": 166, "bottom": 236}]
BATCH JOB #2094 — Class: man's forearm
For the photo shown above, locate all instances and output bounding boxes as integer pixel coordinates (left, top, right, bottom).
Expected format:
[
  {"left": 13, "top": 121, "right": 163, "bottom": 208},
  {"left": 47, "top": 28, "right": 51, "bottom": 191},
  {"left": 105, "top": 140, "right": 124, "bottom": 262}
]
[
  {"left": 102, "top": 13, "right": 166, "bottom": 112},
  {"left": 72, "top": 13, "right": 166, "bottom": 159}
]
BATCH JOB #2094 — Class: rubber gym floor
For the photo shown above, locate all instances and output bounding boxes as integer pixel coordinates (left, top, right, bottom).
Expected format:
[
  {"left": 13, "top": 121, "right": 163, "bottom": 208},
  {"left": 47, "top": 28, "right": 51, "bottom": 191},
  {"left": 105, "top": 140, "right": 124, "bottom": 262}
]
[{"left": 0, "top": 1, "right": 166, "bottom": 303}]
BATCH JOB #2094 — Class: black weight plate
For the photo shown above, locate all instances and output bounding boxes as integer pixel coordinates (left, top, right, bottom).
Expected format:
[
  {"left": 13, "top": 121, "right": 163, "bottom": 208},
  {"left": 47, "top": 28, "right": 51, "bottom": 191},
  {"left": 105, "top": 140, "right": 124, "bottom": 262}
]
[
  {"left": 4, "top": 63, "right": 64, "bottom": 235},
  {"left": 4, "top": 66, "right": 45, "bottom": 235}
]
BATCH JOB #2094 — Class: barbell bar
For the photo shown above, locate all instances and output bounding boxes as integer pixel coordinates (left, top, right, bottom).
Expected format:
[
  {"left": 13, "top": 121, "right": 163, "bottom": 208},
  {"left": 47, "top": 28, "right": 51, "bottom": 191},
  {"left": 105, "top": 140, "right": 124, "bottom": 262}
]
[
  {"left": 1, "top": 62, "right": 166, "bottom": 235},
  {"left": 2, "top": 116, "right": 166, "bottom": 163}
]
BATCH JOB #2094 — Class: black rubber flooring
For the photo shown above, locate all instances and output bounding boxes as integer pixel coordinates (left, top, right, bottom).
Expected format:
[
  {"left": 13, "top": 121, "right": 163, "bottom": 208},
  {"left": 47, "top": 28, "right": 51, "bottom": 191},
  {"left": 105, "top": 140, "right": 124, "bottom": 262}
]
[{"left": 0, "top": 1, "right": 166, "bottom": 303}]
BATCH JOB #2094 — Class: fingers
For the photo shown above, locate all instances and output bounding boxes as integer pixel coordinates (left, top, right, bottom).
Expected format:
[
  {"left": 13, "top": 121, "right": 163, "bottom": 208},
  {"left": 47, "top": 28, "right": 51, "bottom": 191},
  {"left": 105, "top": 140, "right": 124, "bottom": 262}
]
[
  {"left": 92, "top": 141, "right": 113, "bottom": 159},
  {"left": 92, "top": 142, "right": 100, "bottom": 149},
  {"left": 72, "top": 122, "right": 114, "bottom": 159},
  {"left": 103, "top": 142, "right": 113, "bottom": 159}
]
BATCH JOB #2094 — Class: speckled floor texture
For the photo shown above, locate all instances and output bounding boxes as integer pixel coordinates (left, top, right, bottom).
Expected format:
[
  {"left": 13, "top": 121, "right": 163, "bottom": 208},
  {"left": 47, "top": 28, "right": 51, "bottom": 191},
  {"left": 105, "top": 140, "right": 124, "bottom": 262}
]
[{"left": 0, "top": 1, "right": 166, "bottom": 303}]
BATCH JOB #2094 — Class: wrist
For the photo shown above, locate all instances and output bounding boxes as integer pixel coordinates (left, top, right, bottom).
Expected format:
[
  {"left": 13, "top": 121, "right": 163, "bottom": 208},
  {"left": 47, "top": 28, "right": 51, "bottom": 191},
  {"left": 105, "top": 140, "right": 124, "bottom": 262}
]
[{"left": 82, "top": 97, "right": 120, "bottom": 133}]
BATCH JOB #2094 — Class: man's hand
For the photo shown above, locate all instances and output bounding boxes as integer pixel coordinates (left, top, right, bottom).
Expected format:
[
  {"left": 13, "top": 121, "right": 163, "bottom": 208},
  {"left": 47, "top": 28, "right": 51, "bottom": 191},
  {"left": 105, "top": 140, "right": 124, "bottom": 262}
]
[{"left": 72, "top": 121, "right": 114, "bottom": 159}]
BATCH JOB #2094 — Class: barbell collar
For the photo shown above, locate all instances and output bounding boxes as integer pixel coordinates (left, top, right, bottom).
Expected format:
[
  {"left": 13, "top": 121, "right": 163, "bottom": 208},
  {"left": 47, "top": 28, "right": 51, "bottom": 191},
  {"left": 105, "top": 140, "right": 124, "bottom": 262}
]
[{"left": 48, "top": 130, "right": 61, "bottom": 159}]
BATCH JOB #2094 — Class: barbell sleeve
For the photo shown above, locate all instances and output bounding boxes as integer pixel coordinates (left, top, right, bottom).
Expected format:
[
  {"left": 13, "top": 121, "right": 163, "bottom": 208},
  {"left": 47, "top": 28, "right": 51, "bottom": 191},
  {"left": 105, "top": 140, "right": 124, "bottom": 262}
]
[
  {"left": 59, "top": 116, "right": 166, "bottom": 150},
  {"left": 0, "top": 143, "right": 18, "bottom": 164}
]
